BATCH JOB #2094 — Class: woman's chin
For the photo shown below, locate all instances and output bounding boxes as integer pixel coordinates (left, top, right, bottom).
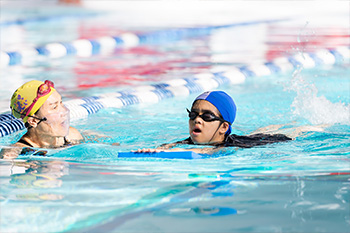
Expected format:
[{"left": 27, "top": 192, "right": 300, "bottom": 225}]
[
  {"left": 52, "top": 129, "right": 69, "bottom": 138},
  {"left": 191, "top": 136, "right": 208, "bottom": 145}
]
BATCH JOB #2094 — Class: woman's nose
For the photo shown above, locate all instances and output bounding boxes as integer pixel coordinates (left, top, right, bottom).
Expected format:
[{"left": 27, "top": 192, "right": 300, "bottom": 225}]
[
  {"left": 194, "top": 116, "right": 202, "bottom": 124},
  {"left": 58, "top": 104, "right": 68, "bottom": 114}
]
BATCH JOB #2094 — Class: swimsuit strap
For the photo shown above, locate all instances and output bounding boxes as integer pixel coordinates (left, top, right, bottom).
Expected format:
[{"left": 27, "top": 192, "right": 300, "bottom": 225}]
[
  {"left": 19, "top": 137, "right": 72, "bottom": 148},
  {"left": 18, "top": 138, "right": 34, "bottom": 147},
  {"left": 63, "top": 137, "right": 72, "bottom": 146}
]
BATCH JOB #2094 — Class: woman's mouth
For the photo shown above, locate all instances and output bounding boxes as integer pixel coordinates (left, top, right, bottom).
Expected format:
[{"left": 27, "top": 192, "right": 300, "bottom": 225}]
[
  {"left": 60, "top": 119, "right": 69, "bottom": 127},
  {"left": 192, "top": 128, "right": 202, "bottom": 135}
]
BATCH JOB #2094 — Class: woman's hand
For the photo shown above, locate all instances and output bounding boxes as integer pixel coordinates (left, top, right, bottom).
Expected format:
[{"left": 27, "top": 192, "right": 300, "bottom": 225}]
[
  {"left": 133, "top": 148, "right": 162, "bottom": 153},
  {"left": 132, "top": 147, "right": 216, "bottom": 154},
  {"left": 0, "top": 146, "right": 23, "bottom": 159}
]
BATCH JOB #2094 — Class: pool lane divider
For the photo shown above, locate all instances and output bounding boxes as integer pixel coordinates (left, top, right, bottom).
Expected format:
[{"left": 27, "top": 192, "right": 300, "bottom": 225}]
[
  {"left": 0, "top": 18, "right": 286, "bottom": 67},
  {"left": 0, "top": 46, "right": 349, "bottom": 138},
  {"left": 0, "top": 12, "right": 100, "bottom": 27}
]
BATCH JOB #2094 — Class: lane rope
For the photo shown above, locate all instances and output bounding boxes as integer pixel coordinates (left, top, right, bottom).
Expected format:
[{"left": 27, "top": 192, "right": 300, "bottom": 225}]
[
  {"left": 0, "top": 18, "right": 287, "bottom": 67},
  {"left": 0, "top": 46, "right": 348, "bottom": 137}
]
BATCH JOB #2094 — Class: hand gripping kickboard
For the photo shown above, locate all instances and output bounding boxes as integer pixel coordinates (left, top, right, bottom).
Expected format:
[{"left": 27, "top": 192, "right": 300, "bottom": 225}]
[{"left": 118, "top": 151, "right": 204, "bottom": 159}]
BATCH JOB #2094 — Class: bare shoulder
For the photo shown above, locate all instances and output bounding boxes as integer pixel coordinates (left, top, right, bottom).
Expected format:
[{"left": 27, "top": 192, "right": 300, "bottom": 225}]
[
  {"left": 157, "top": 142, "right": 177, "bottom": 150},
  {"left": 68, "top": 127, "right": 83, "bottom": 140}
]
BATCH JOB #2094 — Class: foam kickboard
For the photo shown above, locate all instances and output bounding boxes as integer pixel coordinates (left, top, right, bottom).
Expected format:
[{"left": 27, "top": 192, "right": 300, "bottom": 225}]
[{"left": 118, "top": 151, "right": 204, "bottom": 159}]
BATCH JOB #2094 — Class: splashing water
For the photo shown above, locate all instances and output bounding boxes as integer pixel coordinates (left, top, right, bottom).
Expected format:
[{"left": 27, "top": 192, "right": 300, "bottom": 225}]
[{"left": 288, "top": 70, "right": 350, "bottom": 125}]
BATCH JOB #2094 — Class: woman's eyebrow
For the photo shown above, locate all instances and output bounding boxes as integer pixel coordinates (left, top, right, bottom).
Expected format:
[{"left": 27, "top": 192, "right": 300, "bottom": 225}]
[{"left": 48, "top": 100, "right": 60, "bottom": 106}]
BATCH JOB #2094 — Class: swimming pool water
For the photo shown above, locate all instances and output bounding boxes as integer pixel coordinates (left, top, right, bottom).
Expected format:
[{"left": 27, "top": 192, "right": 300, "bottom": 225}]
[
  {"left": 1, "top": 2, "right": 349, "bottom": 232},
  {"left": 1, "top": 65, "right": 349, "bottom": 232}
]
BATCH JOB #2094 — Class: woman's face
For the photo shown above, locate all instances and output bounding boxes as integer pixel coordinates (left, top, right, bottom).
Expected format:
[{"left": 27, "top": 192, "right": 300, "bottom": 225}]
[
  {"left": 35, "top": 91, "right": 70, "bottom": 137},
  {"left": 188, "top": 100, "right": 226, "bottom": 144}
]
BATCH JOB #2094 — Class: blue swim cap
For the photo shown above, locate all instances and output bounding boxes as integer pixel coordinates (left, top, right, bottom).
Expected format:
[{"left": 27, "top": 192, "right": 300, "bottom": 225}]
[{"left": 194, "top": 91, "right": 236, "bottom": 135}]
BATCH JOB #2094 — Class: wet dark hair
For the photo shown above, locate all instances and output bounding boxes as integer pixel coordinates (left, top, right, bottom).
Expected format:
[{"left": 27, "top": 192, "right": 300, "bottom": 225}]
[{"left": 175, "top": 133, "right": 292, "bottom": 148}]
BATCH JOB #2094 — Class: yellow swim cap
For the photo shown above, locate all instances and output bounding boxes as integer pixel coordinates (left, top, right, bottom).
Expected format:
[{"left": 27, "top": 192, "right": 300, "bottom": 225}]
[{"left": 11, "top": 80, "right": 56, "bottom": 123}]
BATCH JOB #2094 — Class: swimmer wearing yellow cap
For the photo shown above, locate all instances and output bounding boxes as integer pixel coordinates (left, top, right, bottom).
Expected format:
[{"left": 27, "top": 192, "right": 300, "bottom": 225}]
[{"left": 1, "top": 80, "right": 83, "bottom": 159}]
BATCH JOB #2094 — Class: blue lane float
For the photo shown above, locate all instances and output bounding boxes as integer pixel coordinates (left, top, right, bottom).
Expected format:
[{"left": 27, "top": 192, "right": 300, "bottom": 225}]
[
  {"left": 0, "top": 18, "right": 286, "bottom": 67},
  {"left": 0, "top": 46, "right": 349, "bottom": 137}
]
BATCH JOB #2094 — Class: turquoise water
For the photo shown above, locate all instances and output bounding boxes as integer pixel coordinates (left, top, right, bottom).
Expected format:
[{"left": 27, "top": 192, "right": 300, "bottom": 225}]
[
  {"left": 1, "top": 66, "right": 349, "bottom": 232},
  {"left": 1, "top": 3, "right": 350, "bottom": 233}
]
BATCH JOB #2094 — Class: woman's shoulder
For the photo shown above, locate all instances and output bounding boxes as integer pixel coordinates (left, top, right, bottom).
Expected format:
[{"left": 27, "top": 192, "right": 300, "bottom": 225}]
[
  {"left": 68, "top": 127, "right": 83, "bottom": 141},
  {"left": 176, "top": 137, "right": 193, "bottom": 144},
  {"left": 157, "top": 137, "right": 193, "bottom": 149}
]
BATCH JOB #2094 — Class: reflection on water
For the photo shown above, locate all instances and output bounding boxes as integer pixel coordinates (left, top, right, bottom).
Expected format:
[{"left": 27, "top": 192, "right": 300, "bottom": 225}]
[
  {"left": 1, "top": 159, "right": 68, "bottom": 201},
  {"left": 0, "top": 158, "right": 349, "bottom": 232}
]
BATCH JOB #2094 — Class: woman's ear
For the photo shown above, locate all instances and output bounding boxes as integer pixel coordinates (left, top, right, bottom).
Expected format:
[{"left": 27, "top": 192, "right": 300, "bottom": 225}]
[
  {"left": 27, "top": 116, "right": 40, "bottom": 128},
  {"left": 219, "top": 122, "right": 230, "bottom": 135}
]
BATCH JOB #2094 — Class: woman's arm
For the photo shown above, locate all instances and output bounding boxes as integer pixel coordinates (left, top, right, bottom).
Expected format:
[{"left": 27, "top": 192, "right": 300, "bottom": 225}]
[
  {"left": 0, "top": 146, "right": 23, "bottom": 159},
  {"left": 250, "top": 123, "right": 329, "bottom": 139}
]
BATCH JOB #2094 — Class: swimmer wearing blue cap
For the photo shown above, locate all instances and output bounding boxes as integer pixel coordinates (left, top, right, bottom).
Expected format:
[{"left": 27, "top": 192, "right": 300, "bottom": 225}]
[
  {"left": 186, "top": 91, "right": 236, "bottom": 145},
  {"left": 137, "top": 91, "right": 292, "bottom": 154},
  {"left": 180, "top": 90, "right": 291, "bottom": 148}
]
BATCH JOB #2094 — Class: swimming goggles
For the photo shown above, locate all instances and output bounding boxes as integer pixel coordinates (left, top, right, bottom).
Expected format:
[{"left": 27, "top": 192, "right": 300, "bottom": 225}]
[
  {"left": 12, "top": 108, "right": 47, "bottom": 126},
  {"left": 22, "top": 80, "right": 54, "bottom": 118},
  {"left": 186, "top": 108, "right": 230, "bottom": 124}
]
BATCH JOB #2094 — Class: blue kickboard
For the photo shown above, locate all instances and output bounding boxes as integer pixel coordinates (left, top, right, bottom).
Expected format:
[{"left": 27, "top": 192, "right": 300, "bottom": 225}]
[{"left": 118, "top": 151, "right": 204, "bottom": 159}]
